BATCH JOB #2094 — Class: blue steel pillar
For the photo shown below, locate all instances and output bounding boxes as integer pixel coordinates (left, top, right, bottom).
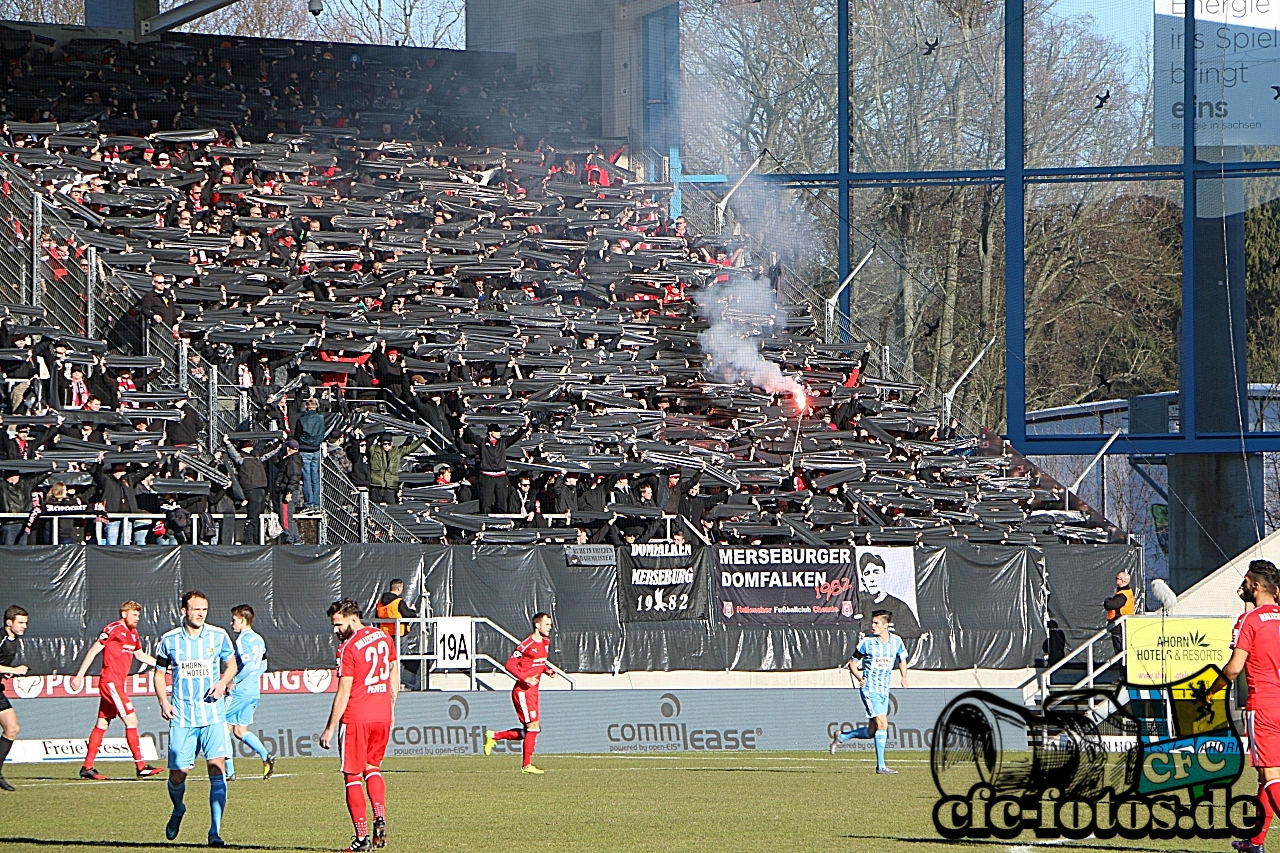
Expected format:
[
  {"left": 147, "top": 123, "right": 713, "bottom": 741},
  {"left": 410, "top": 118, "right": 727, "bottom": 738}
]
[
  {"left": 1003, "top": 0, "right": 1025, "bottom": 447},
  {"left": 837, "top": 0, "right": 851, "bottom": 340}
]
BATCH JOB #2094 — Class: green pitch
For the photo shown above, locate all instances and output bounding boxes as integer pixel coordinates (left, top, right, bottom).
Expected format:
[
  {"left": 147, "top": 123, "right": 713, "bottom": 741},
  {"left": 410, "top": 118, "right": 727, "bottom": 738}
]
[{"left": 0, "top": 753, "right": 1252, "bottom": 852}]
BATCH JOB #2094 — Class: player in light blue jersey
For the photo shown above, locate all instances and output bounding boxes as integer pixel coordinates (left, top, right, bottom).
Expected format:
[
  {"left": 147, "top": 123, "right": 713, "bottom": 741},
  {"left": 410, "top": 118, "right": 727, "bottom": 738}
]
[
  {"left": 830, "top": 609, "right": 908, "bottom": 774},
  {"left": 154, "top": 590, "right": 237, "bottom": 847},
  {"left": 225, "top": 604, "right": 276, "bottom": 782}
]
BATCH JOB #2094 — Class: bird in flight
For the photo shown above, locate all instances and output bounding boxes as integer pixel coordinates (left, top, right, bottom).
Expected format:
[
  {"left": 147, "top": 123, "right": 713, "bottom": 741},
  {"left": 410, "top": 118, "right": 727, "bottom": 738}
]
[
  {"left": 1272, "top": 85, "right": 1280, "bottom": 100},
  {"left": 1095, "top": 89, "right": 1111, "bottom": 109},
  {"left": 922, "top": 37, "right": 939, "bottom": 56}
]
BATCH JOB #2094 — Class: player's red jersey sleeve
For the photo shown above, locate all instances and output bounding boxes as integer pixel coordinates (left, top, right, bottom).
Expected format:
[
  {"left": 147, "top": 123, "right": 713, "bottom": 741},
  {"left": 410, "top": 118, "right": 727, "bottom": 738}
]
[{"left": 1233, "top": 611, "right": 1250, "bottom": 650}]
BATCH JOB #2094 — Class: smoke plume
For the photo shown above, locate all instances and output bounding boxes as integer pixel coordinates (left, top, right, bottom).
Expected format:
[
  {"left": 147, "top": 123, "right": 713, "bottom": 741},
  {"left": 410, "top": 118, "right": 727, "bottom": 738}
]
[{"left": 696, "top": 273, "right": 805, "bottom": 407}]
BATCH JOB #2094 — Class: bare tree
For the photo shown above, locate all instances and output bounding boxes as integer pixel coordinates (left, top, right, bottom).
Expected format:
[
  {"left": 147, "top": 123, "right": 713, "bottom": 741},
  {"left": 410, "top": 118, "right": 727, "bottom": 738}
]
[
  {"left": 313, "top": 0, "right": 463, "bottom": 47},
  {"left": 680, "top": 0, "right": 1170, "bottom": 431},
  {"left": 0, "top": 0, "right": 81, "bottom": 24}
]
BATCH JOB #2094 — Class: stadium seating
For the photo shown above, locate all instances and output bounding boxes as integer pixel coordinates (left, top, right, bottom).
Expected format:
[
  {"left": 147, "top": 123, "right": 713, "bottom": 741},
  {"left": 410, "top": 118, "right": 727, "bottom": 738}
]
[{"left": 0, "top": 26, "right": 1124, "bottom": 548}]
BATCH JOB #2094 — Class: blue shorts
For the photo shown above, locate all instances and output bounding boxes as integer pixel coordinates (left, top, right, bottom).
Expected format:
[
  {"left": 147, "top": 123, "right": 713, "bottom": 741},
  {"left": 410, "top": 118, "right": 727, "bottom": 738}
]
[
  {"left": 861, "top": 690, "right": 890, "bottom": 719},
  {"left": 168, "top": 723, "right": 232, "bottom": 770},
  {"left": 225, "top": 694, "right": 259, "bottom": 726}
]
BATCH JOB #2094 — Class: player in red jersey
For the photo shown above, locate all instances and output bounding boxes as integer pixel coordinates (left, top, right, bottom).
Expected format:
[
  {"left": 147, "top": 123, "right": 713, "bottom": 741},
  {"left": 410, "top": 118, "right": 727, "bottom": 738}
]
[
  {"left": 1205, "top": 560, "right": 1280, "bottom": 853},
  {"left": 70, "top": 600, "right": 163, "bottom": 780},
  {"left": 320, "top": 599, "right": 398, "bottom": 852},
  {"left": 484, "top": 612, "right": 556, "bottom": 774}
]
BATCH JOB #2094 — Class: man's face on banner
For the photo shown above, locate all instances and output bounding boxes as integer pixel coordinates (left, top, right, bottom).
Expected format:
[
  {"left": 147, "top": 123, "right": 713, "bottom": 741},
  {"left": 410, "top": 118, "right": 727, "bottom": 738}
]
[{"left": 860, "top": 557, "right": 886, "bottom": 600}]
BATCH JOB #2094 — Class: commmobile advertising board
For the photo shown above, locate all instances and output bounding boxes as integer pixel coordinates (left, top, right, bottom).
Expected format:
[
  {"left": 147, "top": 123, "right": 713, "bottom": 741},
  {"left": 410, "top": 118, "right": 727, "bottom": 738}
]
[{"left": 930, "top": 665, "right": 1256, "bottom": 840}]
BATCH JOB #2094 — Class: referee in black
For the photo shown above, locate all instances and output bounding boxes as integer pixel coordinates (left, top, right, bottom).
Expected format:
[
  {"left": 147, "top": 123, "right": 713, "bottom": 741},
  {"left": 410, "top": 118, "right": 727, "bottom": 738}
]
[{"left": 0, "top": 604, "right": 29, "bottom": 791}]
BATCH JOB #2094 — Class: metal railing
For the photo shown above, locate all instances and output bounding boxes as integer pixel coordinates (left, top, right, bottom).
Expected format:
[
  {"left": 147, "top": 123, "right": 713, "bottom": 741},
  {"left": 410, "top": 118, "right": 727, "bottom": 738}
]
[
  {"left": 370, "top": 614, "right": 576, "bottom": 692},
  {"left": 0, "top": 509, "right": 265, "bottom": 545},
  {"left": 1021, "top": 616, "right": 1127, "bottom": 706},
  {"left": 320, "top": 453, "right": 422, "bottom": 544}
]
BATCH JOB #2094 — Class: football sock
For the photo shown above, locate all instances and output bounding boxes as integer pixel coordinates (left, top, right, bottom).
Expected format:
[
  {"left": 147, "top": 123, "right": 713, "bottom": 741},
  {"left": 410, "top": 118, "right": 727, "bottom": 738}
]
[
  {"left": 0, "top": 735, "right": 12, "bottom": 772},
  {"left": 85, "top": 726, "right": 106, "bottom": 767},
  {"left": 1255, "top": 778, "right": 1280, "bottom": 845},
  {"left": 364, "top": 769, "right": 386, "bottom": 819},
  {"left": 1254, "top": 781, "right": 1275, "bottom": 845},
  {"left": 345, "top": 773, "right": 368, "bottom": 837},
  {"left": 522, "top": 730, "right": 538, "bottom": 767},
  {"left": 492, "top": 729, "right": 523, "bottom": 741},
  {"left": 241, "top": 730, "right": 270, "bottom": 761},
  {"left": 208, "top": 772, "right": 226, "bottom": 837},
  {"left": 839, "top": 726, "right": 871, "bottom": 742},
  {"left": 873, "top": 731, "right": 888, "bottom": 769},
  {"left": 167, "top": 778, "right": 186, "bottom": 812},
  {"left": 124, "top": 727, "right": 143, "bottom": 768}
]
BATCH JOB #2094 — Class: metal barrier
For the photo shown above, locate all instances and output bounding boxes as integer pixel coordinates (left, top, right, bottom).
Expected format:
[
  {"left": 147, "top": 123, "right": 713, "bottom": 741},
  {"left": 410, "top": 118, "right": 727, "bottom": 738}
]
[
  {"left": 0, "top": 510, "right": 269, "bottom": 544},
  {"left": 320, "top": 453, "right": 421, "bottom": 544},
  {"left": 1021, "top": 615, "right": 1127, "bottom": 706},
  {"left": 0, "top": 160, "right": 145, "bottom": 355},
  {"left": 371, "top": 614, "right": 576, "bottom": 692}
]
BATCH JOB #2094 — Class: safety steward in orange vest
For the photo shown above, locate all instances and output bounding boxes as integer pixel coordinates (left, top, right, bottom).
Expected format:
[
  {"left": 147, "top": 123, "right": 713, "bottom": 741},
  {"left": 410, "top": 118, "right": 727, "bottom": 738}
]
[{"left": 1104, "top": 570, "right": 1135, "bottom": 656}]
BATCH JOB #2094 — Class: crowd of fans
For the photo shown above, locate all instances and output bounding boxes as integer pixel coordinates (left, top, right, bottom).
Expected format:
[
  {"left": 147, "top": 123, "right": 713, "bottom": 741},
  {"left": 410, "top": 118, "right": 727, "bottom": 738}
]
[{"left": 0, "top": 29, "right": 1124, "bottom": 547}]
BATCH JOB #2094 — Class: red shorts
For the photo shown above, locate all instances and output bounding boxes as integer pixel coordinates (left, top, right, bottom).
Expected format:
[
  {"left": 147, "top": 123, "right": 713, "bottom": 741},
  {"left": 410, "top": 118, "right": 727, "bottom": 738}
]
[
  {"left": 1247, "top": 709, "right": 1280, "bottom": 767},
  {"left": 339, "top": 721, "right": 390, "bottom": 774},
  {"left": 513, "top": 687, "right": 539, "bottom": 725},
  {"left": 97, "top": 681, "right": 135, "bottom": 721}
]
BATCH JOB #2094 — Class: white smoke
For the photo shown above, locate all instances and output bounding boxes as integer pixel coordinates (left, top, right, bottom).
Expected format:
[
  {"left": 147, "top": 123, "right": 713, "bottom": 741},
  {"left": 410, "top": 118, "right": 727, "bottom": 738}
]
[{"left": 696, "top": 273, "right": 805, "bottom": 404}]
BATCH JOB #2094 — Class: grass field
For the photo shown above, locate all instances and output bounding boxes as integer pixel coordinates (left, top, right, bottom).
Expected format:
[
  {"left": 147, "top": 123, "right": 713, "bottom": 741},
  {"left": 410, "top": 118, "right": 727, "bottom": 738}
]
[{"left": 0, "top": 752, "right": 1253, "bottom": 852}]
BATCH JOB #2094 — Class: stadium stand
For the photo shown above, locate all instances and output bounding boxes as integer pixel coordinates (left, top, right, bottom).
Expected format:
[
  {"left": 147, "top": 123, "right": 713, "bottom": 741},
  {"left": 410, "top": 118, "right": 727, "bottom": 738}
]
[{"left": 0, "top": 28, "right": 1126, "bottom": 548}]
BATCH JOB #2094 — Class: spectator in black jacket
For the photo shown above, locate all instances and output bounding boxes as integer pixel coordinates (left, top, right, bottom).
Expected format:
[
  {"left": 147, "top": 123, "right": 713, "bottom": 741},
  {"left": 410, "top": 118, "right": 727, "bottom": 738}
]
[
  {"left": 508, "top": 473, "right": 540, "bottom": 525},
  {"left": 93, "top": 458, "right": 151, "bottom": 545},
  {"left": 274, "top": 440, "right": 303, "bottom": 544},
  {"left": 2, "top": 419, "right": 59, "bottom": 461},
  {"left": 373, "top": 342, "right": 407, "bottom": 398},
  {"left": 460, "top": 416, "right": 529, "bottom": 515},
  {"left": 138, "top": 275, "right": 182, "bottom": 332},
  {"left": 346, "top": 435, "right": 372, "bottom": 489},
  {"left": 224, "top": 436, "right": 268, "bottom": 544},
  {"left": 0, "top": 467, "right": 46, "bottom": 545},
  {"left": 167, "top": 398, "right": 205, "bottom": 448}
]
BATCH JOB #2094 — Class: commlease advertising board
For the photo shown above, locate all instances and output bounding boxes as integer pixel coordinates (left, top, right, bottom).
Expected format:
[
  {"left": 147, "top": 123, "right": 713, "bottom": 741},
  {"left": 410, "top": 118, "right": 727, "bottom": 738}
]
[
  {"left": 1154, "top": 0, "right": 1280, "bottom": 146},
  {"left": 1125, "top": 615, "right": 1235, "bottom": 684},
  {"left": 618, "top": 543, "right": 708, "bottom": 621}
]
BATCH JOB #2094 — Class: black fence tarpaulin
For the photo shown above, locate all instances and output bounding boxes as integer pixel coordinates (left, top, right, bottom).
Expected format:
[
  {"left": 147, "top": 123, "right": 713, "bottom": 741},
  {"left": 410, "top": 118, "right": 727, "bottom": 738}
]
[
  {"left": 543, "top": 545, "right": 621, "bottom": 673},
  {"left": 1043, "top": 543, "right": 1142, "bottom": 649},
  {"left": 911, "top": 545, "right": 1047, "bottom": 670},
  {"left": 0, "top": 542, "right": 1135, "bottom": 674}
]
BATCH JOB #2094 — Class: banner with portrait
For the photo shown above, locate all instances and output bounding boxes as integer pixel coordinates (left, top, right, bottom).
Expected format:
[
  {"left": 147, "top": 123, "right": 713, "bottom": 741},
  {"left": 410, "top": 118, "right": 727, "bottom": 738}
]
[
  {"left": 714, "top": 546, "right": 860, "bottom": 626},
  {"left": 852, "top": 547, "right": 922, "bottom": 644}
]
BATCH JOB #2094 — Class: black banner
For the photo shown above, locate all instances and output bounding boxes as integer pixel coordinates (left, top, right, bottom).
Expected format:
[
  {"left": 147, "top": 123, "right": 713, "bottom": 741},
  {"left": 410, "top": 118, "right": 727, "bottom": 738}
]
[
  {"left": 618, "top": 543, "right": 708, "bottom": 621},
  {"left": 714, "top": 546, "right": 860, "bottom": 626}
]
